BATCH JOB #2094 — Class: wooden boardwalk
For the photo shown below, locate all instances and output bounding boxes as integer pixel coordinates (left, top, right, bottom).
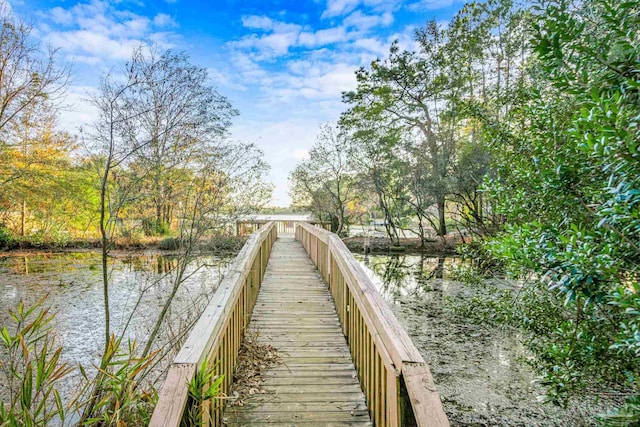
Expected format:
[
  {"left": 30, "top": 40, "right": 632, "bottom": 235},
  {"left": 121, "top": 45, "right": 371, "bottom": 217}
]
[{"left": 224, "top": 237, "right": 372, "bottom": 426}]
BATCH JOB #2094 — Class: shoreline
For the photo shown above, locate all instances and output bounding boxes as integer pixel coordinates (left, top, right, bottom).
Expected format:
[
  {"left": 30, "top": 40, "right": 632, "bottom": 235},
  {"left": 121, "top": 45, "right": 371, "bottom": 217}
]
[
  {"left": 0, "top": 235, "right": 248, "bottom": 255},
  {"left": 343, "top": 235, "right": 462, "bottom": 256},
  {"left": 1, "top": 234, "right": 465, "bottom": 257}
]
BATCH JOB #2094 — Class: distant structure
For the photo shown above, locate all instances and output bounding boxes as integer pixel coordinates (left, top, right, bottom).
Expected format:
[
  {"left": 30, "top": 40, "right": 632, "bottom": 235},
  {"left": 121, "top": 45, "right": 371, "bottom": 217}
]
[{"left": 235, "top": 214, "right": 329, "bottom": 236}]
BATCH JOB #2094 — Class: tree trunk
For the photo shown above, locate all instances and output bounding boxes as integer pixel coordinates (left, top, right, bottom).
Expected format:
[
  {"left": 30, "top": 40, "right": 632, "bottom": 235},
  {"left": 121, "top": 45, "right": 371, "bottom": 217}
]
[
  {"left": 437, "top": 195, "right": 447, "bottom": 238},
  {"left": 20, "top": 200, "right": 26, "bottom": 236}
]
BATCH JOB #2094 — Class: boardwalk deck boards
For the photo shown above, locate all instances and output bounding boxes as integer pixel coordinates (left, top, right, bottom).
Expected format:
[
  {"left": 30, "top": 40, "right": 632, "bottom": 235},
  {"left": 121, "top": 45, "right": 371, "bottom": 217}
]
[
  {"left": 151, "top": 222, "right": 449, "bottom": 427},
  {"left": 224, "top": 237, "right": 373, "bottom": 426}
]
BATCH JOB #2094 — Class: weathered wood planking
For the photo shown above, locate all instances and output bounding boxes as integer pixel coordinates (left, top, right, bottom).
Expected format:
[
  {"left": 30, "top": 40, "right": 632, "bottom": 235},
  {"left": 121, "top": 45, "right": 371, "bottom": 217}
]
[
  {"left": 296, "top": 223, "right": 450, "bottom": 427},
  {"left": 224, "top": 238, "right": 373, "bottom": 426},
  {"left": 149, "top": 222, "right": 277, "bottom": 427}
]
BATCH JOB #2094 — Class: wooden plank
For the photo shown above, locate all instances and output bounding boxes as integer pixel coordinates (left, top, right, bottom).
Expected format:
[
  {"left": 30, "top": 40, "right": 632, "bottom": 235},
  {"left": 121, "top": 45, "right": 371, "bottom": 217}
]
[
  {"left": 148, "top": 363, "right": 195, "bottom": 427},
  {"left": 401, "top": 363, "right": 450, "bottom": 427},
  {"left": 225, "top": 422, "right": 373, "bottom": 427},
  {"left": 295, "top": 222, "right": 450, "bottom": 427},
  {"left": 229, "top": 402, "right": 367, "bottom": 412},
  {"left": 226, "top": 237, "right": 371, "bottom": 425},
  {"left": 224, "top": 411, "right": 371, "bottom": 422}
]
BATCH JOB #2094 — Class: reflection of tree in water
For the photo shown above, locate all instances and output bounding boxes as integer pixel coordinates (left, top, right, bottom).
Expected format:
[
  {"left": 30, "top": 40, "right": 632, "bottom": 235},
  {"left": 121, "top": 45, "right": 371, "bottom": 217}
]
[
  {"left": 1, "top": 252, "right": 99, "bottom": 275},
  {"left": 416, "top": 255, "right": 445, "bottom": 281},
  {"left": 362, "top": 255, "right": 449, "bottom": 302},
  {"left": 367, "top": 255, "right": 410, "bottom": 302},
  {"left": 119, "top": 254, "right": 179, "bottom": 274}
]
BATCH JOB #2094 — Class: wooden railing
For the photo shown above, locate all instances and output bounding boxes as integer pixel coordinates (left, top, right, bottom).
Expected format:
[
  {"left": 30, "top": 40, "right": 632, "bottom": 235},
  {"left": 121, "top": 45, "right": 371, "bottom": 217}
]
[
  {"left": 150, "top": 222, "right": 278, "bottom": 427},
  {"left": 237, "top": 220, "right": 331, "bottom": 236},
  {"left": 295, "top": 222, "right": 450, "bottom": 427}
]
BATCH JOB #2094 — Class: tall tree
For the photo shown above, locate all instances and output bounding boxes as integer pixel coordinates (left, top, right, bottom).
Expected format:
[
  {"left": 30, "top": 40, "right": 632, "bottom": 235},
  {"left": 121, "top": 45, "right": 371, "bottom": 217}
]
[
  {"left": 127, "top": 45, "right": 238, "bottom": 234},
  {"left": 290, "top": 124, "right": 357, "bottom": 236},
  {"left": 483, "top": 0, "right": 640, "bottom": 417},
  {"left": 341, "top": 26, "right": 458, "bottom": 238}
]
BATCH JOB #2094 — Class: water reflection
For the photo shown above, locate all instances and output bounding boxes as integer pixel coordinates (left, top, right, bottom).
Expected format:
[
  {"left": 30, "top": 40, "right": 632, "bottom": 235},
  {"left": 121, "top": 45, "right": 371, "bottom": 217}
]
[
  {"left": 0, "top": 251, "right": 231, "bottom": 373},
  {"left": 354, "top": 254, "right": 460, "bottom": 303},
  {"left": 353, "top": 253, "right": 566, "bottom": 425}
]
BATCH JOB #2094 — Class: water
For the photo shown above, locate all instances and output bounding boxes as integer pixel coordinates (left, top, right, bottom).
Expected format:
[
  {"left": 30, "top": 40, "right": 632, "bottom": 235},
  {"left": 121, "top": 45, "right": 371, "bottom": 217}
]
[
  {"left": 0, "top": 250, "right": 230, "bottom": 392},
  {"left": 353, "top": 254, "right": 583, "bottom": 426}
]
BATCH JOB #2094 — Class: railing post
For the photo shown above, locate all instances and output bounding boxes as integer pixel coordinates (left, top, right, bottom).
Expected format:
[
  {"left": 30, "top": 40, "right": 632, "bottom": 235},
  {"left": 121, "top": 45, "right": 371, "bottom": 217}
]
[{"left": 293, "top": 222, "right": 449, "bottom": 427}]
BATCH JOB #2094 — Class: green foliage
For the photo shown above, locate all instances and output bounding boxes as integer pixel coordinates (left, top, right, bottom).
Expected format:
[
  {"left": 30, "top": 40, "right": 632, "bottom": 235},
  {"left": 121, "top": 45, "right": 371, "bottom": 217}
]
[
  {"left": 158, "top": 236, "right": 181, "bottom": 250},
  {"left": 182, "top": 358, "right": 223, "bottom": 427},
  {"left": 449, "top": 274, "right": 638, "bottom": 406},
  {"left": 0, "top": 222, "right": 14, "bottom": 249},
  {"left": 143, "top": 218, "right": 171, "bottom": 237},
  {"left": 477, "top": 0, "right": 640, "bottom": 418},
  {"left": 80, "top": 336, "right": 158, "bottom": 426},
  {"left": 598, "top": 395, "right": 640, "bottom": 426},
  {"left": 0, "top": 297, "right": 73, "bottom": 426}
]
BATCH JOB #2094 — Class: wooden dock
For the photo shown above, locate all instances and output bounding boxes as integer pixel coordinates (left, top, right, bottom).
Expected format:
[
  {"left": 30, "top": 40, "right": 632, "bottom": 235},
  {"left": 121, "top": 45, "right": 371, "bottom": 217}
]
[
  {"left": 150, "top": 221, "right": 449, "bottom": 427},
  {"left": 224, "top": 237, "right": 372, "bottom": 425}
]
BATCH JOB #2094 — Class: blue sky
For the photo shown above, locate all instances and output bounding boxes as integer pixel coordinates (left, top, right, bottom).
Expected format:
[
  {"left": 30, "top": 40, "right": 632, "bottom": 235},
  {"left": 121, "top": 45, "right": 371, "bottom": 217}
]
[{"left": 13, "top": 0, "right": 464, "bottom": 206}]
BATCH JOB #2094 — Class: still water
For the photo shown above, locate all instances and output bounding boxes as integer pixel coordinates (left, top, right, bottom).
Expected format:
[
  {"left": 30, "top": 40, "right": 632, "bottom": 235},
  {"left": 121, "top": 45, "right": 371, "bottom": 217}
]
[
  {"left": 354, "top": 254, "right": 587, "bottom": 426},
  {"left": 0, "top": 251, "right": 230, "bottom": 374},
  {"left": 0, "top": 250, "right": 600, "bottom": 425}
]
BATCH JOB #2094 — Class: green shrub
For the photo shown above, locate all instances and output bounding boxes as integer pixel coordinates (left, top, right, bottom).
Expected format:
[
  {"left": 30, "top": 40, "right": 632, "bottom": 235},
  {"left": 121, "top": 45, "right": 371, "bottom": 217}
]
[
  {"left": 0, "top": 223, "right": 13, "bottom": 249},
  {"left": 0, "top": 297, "right": 73, "bottom": 426},
  {"left": 158, "top": 237, "right": 181, "bottom": 250}
]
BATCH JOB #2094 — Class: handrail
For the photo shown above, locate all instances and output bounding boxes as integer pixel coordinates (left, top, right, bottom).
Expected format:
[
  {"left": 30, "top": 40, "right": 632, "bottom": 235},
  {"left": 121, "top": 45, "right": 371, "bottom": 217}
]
[
  {"left": 150, "top": 222, "right": 278, "bottom": 427},
  {"left": 295, "top": 222, "right": 450, "bottom": 427},
  {"left": 237, "top": 219, "right": 331, "bottom": 236}
]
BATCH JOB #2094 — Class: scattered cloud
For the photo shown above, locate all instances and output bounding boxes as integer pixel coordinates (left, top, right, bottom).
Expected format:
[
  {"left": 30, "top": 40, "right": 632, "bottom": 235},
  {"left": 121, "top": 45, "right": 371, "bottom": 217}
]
[
  {"left": 241, "top": 15, "right": 275, "bottom": 31},
  {"left": 343, "top": 10, "right": 393, "bottom": 31},
  {"left": 19, "top": 0, "right": 445, "bottom": 206},
  {"left": 153, "top": 13, "right": 178, "bottom": 28},
  {"left": 406, "top": 0, "right": 460, "bottom": 11},
  {"left": 321, "top": 0, "right": 362, "bottom": 18},
  {"left": 49, "top": 7, "right": 74, "bottom": 25},
  {"left": 298, "top": 26, "right": 352, "bottom": 47},
  {"left": 37, "top": 1, "right": 179, "bottom": 64}
]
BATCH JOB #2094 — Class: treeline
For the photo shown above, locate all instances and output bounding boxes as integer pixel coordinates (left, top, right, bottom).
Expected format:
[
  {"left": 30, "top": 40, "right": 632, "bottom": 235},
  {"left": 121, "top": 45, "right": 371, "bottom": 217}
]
[
  {"left": 291, "top": 0, "right": 523, "bottom": 242},
  {"left": 0, "top": 7, "right": 274, "bottom": 426},
  {"left": 0, "top": 15, "right": 271, "bottom": 248},
  {"left": 291, "top": 0, "right": 639, "bottom": 422}
]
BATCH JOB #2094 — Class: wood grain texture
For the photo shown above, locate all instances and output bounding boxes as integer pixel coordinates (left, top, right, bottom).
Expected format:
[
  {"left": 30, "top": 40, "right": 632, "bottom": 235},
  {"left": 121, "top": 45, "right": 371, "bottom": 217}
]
[
  {"left": 296, "top": 222, "right": 450, "bottom": 427},
  {"left": 224, "top": 238, "right": 372, "bottom": 426},
  {"left": 148, "top": 364, "right": 196, "bottom": 427},
  {"left": 401, "top": 363, "right": 450, "bottom": 427},
  {"left": 151, "top": 223, "right": 277, "bottom": 427}
]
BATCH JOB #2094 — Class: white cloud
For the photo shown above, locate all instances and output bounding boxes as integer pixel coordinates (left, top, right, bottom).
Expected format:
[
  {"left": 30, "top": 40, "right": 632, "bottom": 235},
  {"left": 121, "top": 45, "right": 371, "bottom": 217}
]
[
  {"left": 153, "top": 13, "right": 177, "bottom": 28},
  {"left": 298, "top": 27, "right": 351, "bottom": 47},
  {"left": 241, "top": 15, "right": 274, "bottom": 31},
  {"left": 47, "top": 29, "right": 140, "bottom": 61},
  {"left": 50, "top": 7, "right": 74, "bottom": 25},
  {"left": 353, "top": 37, "right": 388, "bottom": 56},
  {"left": 406, "top": 0, "right": 460, "bottom": 11},
  {"left": 321, "top": 0, "right": 362, "bottom": 18},
  {"left": 38, "top": 1, "right": 179, "bottom": 63},
  {"left": 343, "top": 10, "right": 393, "bottom": 31},
  {"left": 321, "top": 0, "right": 399, "bottom": 19}
]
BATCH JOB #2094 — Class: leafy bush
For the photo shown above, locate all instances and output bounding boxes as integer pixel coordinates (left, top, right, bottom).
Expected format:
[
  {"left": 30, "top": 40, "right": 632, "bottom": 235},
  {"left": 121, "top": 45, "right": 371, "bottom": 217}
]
[
  {"left": 0, "top": 223, "right": 14, "bottom": 249},
  {"left": 183, "top": 358, "right": 223, "bottom": 426},
  {"left": 142, "top": 218, "right": 170, "bottom": 237},
  {"left": 0, "top": 297, "right": 73, "bottom": 426},
  {"left": 80, "top": 336, "right": 158, "bottom": 426},
  {"left": 158, "top": 237, "right": 181, "bottom": 250},
  {"left": 476, "top": 0, "right": 640, "bottom": 419}
]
